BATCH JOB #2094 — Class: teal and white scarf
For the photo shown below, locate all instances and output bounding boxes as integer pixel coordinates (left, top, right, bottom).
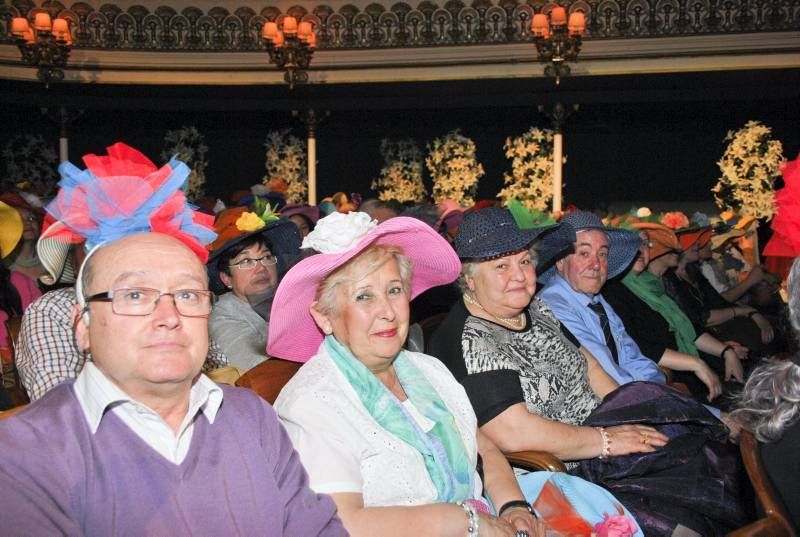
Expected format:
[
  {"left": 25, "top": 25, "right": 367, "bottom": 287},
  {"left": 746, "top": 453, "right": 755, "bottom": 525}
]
[{"left": 325, "top": 335, "right": 473, "bottom": 502}]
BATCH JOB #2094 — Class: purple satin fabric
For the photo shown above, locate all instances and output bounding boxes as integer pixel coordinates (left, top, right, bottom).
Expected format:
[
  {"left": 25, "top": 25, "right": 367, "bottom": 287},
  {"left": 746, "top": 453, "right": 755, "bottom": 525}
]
[{"left": 570, "top": 382, "right": 745, "bottom": 536}]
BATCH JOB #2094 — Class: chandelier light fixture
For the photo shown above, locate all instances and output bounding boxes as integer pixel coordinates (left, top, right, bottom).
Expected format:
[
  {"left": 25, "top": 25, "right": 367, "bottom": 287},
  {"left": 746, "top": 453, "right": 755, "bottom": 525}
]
[
  {"left": 11, "top": 13, "right": 72, "bottom": 88},
  {"left": 531, "top": 7, "right": 585, "bottom": 85},
  {"left": 262, "top": 17, "right": 317, "bottom": 90}
]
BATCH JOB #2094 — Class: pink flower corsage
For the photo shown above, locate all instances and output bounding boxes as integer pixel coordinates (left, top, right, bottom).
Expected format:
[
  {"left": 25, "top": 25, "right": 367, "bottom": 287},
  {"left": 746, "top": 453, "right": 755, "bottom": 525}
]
[{"left": 593, "top": 513, "right": 638, "bottom": 537}]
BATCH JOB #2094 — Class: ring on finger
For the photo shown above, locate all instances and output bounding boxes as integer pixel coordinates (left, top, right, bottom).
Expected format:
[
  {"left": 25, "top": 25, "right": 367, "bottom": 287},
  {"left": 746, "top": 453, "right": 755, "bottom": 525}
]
[{"left": 515, "top": 532, "right": 529, "bottom": 537}]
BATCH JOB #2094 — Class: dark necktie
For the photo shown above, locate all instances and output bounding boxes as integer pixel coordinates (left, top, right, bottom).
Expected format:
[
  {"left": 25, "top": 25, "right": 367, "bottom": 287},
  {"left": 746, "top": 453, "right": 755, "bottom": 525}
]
[{"left": 587, "top": 301, "right": 619, "bottom": 364}]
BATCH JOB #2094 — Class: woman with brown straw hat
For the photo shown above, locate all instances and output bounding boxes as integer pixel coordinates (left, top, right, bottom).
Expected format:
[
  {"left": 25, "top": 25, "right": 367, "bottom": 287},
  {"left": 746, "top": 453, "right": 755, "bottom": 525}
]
[{"left": 206, "top": 206, "right": 301, "bottom": 371}]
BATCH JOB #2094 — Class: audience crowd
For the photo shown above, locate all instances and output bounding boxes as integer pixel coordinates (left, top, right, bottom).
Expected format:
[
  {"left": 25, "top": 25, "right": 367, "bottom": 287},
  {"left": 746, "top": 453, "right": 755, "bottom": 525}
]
[{"left": 0, "top": 143, "right": 798, "bottom": 536}]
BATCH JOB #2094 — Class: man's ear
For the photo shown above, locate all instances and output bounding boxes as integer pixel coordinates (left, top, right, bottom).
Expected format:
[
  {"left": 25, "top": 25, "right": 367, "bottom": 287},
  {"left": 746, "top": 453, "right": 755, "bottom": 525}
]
[
  {"left": 73, "top": 305, "right": 91, "bottom": 353},
  {"left": 555, "top": 258, "right": 565, "bottom": 272},
  {"left": 309, "top": 301, "right": 333, "bottom": 335},
  {"left": 219, "top": 271, "right": 233, "bottom": 289}
]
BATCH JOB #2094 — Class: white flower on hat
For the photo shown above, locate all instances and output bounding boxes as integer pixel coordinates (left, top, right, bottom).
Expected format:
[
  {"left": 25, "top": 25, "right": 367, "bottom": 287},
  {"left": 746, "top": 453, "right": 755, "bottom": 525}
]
[
  {"left": 636, "top": 207, "right": 652, "bottom": 218},
  {"left": 302, "top": 211, "right": 377, "bottom": 254}
]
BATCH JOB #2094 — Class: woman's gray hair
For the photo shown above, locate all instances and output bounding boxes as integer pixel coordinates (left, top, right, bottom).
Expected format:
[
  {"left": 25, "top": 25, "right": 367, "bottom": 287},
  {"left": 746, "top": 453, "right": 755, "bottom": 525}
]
[
  {"left": 788, "top": 257, "right": 800, "bottom": 333},
  {"left": 315, "top": 244, "right": 413, "bottom": 315},
  {"left": 456, "top": 245, "right": 538, "bottom": 294},
  {"left": 731, "top": 357, "right": 800, "bottom": 443}
]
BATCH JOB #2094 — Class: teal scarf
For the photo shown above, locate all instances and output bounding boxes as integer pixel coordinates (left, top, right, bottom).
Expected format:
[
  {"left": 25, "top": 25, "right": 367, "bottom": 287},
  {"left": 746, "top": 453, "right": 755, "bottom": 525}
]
[
  {"left": 324, "top": 335, "right": 473, "bottom": 502},
  {"left": 622, "top": 271, "right": 699, "bottom": 357}
]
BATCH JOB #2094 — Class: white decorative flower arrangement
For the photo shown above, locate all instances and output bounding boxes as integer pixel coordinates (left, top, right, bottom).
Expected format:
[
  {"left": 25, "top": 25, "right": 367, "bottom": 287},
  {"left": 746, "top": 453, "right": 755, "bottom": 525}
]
[
  {"left": 712, "top": 120, "right": 785, "bottom": 220},
  {"left": 161, "top": 126, "right": 209, "bottom": 203},
  {"left": 263, "top": 129, "right": 307, "bottom": 204},
  {"left": 2, "top": 134, "right": 58, "bottom": 197},
  {"left": 301, "top": 211, "right": 377, "bottom": 254},
  {"left": 426, "top": 130, "right": 484, "bottom": 206},
  {"left": 371, "top": 138, "right": 427, "bottom": 203},
  {"left": 498, "top": 127, "right": 556, "bottom": 212}
]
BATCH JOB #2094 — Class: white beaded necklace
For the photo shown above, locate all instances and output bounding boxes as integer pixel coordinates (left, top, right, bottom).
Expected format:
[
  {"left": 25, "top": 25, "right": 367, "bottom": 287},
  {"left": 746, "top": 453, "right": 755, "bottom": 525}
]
[{"left": 463, "top": 292, "right": 525, "bottom": 329}]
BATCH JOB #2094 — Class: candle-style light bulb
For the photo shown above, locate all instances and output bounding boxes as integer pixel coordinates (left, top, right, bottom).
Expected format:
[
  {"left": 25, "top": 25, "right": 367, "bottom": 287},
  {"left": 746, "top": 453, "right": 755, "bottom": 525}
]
[
  {"left": 550, "top": 6, "right": 567, "bottom": 26},
  {"left": 298, "top": 21, "right": 312, "bottom": 39},
  {"left": 34, "top": 12, "right": 52, "bottom": 31},
  {"left": 272, "top": 30, "right": 285, "bottom": 47},
  {"left": 531, "top": 13, "right": 548, "bottom": 37},
  {"left": 11, "top": 17, "right": 30, "bottom": 37},
  {"left": 52, "top": 18, "right": 69, "bottom": 39},
  {"left": 568, "top": 11, "right": 585, "bottom": 35},
  {"left": 262, "top": 21, "right": 278, "bottom": 40},
  {"left": 282, "top": 16, "right": 297, "bottom": 34}
]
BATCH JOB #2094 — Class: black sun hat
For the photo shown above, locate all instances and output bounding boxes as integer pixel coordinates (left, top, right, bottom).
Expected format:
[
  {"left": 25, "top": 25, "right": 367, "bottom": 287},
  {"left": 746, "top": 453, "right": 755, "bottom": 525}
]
[{"left": 454, "top": 206, "right": 562, "bottom": 260}]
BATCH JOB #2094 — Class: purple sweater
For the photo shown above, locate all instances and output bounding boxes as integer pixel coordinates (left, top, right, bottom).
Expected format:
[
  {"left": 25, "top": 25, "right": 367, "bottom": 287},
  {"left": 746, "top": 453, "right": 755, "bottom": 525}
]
[{"left": 0, "top": 382, "right": 347, "bottom": 536}]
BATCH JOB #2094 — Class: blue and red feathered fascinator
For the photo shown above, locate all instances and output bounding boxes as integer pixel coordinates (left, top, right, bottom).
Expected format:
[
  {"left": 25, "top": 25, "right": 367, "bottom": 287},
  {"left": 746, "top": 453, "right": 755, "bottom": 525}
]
[{"left": 44, "top": 142, "right": 216, "bottom": 262}]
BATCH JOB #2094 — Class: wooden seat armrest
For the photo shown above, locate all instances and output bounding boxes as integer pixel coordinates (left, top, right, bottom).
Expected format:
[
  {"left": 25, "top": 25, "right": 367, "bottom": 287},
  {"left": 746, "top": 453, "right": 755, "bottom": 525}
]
[
  {"left": 728, "top": 517, "right": 787, "bottom": 537},
  {"left": 728, "top": 430, "right": 797, "bottom": 537},
  {"left": 659, "top": 365, "right": 674, "bottom": 384},
  {"left": 505, "top": 450, "right": 567, "bottom": 472},
  {"left": 0, "top": 404, "right": 28, "bottom": 420}
]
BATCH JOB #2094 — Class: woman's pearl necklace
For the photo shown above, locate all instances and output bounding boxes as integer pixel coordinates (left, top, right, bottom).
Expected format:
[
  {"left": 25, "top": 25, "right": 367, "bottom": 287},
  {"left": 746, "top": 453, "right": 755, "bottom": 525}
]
[{"left": 463, "top": 293, "right": 525, "bottom": 329}]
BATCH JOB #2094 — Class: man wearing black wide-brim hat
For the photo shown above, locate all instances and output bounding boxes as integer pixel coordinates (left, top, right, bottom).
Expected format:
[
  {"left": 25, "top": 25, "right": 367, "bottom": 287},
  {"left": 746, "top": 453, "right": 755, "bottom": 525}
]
[{"left": 538, "top": 211, "right": 666, "bottom": 386}]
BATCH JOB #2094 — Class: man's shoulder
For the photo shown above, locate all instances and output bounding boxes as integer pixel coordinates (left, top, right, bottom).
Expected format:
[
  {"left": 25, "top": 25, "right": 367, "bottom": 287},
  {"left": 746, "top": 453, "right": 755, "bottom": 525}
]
[
  {"left": 538, "top": 279, "right": 577, "bottom": 311},
  {"left": 27, "top": 287, "right": 77, "bottom": 313},
  {"left": 0, "top": 383, "right": 84, "bottom": 446},
  {"left": 218, "top": 384, "right": 275, "bottom": 417}
]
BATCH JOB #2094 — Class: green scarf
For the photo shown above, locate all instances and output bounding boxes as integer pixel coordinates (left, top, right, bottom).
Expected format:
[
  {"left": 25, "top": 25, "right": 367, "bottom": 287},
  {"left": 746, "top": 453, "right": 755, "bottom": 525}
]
[
  {"left": 324, "top": 335, "right": 473, "bottom": 503},
  {"left": 622, "top": 270, "right": 699, "bottom": 357}
]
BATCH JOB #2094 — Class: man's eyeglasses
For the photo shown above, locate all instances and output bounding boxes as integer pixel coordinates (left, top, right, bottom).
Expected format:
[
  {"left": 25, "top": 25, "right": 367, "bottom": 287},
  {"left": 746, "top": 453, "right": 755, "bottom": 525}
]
[
  {"left": 85, "top": 288, "right": 215, "bottom": 317},
  {"left": 229, "top": 255, "right": 277, "bottom": 271}
]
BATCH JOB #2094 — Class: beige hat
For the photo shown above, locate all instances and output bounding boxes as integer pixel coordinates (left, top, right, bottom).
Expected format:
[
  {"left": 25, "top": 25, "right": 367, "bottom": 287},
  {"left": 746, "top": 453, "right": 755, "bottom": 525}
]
[{"left": 36, "top": 220, "right": 78, "bottom": 286}]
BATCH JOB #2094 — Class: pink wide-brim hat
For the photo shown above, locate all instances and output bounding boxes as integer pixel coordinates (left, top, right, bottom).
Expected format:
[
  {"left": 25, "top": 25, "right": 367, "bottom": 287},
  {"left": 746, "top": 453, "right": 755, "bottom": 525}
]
[{"left": 267, "top": 216, "right": 461, "bottom": 363}]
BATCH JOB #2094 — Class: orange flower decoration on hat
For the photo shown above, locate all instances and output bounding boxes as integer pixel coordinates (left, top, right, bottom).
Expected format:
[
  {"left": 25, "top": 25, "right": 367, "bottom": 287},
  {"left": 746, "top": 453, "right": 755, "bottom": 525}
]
[{"left": 660, "top": 212, "right": 690, "bottom": 230}]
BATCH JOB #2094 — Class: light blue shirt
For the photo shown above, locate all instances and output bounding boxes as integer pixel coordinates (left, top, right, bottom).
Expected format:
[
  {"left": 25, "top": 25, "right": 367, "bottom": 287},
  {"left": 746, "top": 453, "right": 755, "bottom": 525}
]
[{"left": 538, "top": 274, "right": 666, "bottom": 385}]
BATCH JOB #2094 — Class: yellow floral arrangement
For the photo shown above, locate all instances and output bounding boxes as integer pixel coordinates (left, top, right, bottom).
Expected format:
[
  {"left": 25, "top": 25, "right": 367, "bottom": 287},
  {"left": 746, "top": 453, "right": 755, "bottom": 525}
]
[
  {"left": 161, "top": 126, "right": 208, "bottom": 203},
  {"left": 263, "top": 129, "right": 307, "bottom": 204},
  {"left": 712, "top": 120, "right": 785, "bottom": 220},
  {"left": 371, "top": 139, "right": 427, "bottom": 203},
  {"left": 235, "top": 211, "right": 266, "bottom": 232},
  {"left": 235, "top": 197, "right": 280, "bottom": 232},
  {"left": 426, "top": 130, "right": 484, "bottom": 206},
  {"left": 498, "top": 127, "right": 556, "bottom": 212}
]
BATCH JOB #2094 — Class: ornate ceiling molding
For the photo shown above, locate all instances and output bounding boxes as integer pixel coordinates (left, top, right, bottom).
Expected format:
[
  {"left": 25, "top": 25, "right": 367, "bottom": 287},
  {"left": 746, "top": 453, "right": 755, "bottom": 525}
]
[
  {"left": 2, "top": 0, "right": 797, "bottom": 51},
  {"left": 1, "top": 0, "right": 797, "bottom": 85}
]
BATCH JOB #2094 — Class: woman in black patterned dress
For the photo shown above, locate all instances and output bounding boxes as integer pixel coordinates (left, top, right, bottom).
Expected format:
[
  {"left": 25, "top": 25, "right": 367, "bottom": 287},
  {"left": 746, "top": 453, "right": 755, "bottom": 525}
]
[{"left": 429, "top": 207, "right": 743, "bottom": 536}]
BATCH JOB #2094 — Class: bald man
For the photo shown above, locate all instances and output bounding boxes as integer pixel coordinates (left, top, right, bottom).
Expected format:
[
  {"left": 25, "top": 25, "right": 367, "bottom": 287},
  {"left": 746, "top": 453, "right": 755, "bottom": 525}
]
[{"left": 0, "top": 232, "right": 345, "bottom": 536}]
